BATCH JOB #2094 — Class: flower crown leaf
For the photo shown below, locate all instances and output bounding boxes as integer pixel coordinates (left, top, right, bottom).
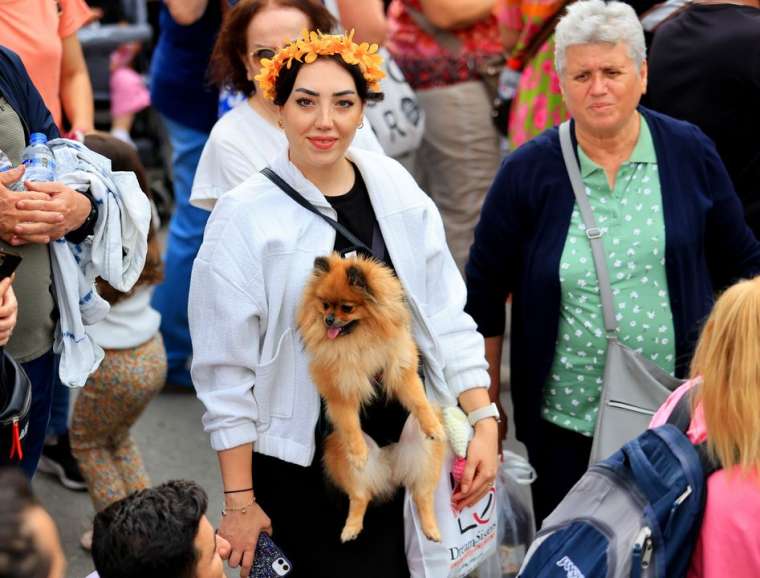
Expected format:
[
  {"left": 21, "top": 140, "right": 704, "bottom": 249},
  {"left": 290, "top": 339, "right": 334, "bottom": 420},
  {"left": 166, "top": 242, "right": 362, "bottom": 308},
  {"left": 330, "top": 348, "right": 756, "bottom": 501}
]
[{"left": 254, "top": 29, "right": 385, "bottom": 102}]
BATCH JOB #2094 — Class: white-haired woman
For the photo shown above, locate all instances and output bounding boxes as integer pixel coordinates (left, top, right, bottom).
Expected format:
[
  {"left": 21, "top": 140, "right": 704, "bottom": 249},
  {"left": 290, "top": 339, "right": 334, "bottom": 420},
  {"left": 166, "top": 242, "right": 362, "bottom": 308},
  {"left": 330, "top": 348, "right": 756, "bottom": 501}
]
[{"left": 465, "top": 0, "right": 760, "bottom": 523}]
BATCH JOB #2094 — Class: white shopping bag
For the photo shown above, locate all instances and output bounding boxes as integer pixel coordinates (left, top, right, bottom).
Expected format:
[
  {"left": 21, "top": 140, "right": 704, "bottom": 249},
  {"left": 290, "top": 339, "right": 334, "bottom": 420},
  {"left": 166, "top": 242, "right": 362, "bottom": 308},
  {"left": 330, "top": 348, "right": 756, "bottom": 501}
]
[{"left": 404, "top": 423, "right": 498, "bottom": 578}]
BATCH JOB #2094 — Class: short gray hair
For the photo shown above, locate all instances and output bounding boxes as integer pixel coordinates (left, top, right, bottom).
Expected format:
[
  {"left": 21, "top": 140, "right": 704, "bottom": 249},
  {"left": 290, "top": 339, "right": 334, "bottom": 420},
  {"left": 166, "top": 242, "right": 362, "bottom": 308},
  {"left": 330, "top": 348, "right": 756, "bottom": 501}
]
[{"left": 554, "top": 0, "right": 646, "bottom": 76}]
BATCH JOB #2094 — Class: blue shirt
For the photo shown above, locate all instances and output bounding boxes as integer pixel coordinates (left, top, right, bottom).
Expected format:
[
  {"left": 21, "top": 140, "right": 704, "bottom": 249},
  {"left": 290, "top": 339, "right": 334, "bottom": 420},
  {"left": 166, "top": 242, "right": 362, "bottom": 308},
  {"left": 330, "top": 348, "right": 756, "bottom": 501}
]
[{"left": 149, "top": 3, "right": 221, "bottom": 133}]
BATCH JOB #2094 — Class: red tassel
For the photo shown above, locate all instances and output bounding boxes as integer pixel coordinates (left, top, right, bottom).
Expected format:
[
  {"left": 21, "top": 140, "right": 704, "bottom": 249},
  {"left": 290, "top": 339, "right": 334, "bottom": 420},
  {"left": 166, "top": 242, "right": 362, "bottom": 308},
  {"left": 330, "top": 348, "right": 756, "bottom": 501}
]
[{"left": 9, "top": 418, "right": 23, "bottom": 460}]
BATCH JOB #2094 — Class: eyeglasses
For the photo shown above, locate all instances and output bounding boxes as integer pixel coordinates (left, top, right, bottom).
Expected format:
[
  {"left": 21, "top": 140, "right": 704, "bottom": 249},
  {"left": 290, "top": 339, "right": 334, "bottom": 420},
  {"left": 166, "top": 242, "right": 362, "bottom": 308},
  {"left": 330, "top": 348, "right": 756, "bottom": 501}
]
[{"left": 250, "top": 47, "right": 276, "bottom": 61}]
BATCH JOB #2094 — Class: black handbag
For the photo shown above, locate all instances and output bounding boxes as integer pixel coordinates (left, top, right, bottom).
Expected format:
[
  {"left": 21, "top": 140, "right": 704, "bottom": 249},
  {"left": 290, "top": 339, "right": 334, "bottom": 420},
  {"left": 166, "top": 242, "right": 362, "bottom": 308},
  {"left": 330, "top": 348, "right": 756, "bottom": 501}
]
[{"left": 0, "top": 348, "right": 32, "bottom": 461}]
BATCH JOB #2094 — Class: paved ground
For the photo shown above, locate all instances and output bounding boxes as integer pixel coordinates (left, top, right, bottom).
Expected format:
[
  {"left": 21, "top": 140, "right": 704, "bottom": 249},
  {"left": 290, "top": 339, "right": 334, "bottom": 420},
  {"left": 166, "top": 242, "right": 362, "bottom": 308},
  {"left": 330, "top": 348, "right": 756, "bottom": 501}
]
[{"left": 33, "top": 387, "right": 238, "bottom": 578}]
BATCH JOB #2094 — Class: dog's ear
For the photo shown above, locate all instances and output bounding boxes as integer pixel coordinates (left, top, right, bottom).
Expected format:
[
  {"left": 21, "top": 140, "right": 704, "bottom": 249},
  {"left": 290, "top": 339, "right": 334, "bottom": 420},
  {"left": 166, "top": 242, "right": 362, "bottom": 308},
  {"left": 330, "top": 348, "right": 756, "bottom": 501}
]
[
  {"left": 346, "top": 265, "right": 375, "bottom": 300},
  {"left": 313, "top": 256, "right": 331, "bottom": 275}
]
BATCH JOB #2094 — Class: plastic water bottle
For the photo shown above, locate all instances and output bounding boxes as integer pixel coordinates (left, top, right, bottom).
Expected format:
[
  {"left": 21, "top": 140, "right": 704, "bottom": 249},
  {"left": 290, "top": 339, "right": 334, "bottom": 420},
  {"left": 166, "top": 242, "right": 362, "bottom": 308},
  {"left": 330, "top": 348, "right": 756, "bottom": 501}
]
[
  {"left": 0, "top": 148, "right": 24, "bottom": 191},
  {"left": 497, "top": 66, "right": 522, "bottom": 103},
  {"left": 0, "top": 149, "right": 12, "bottom": 173},
  {"left": 21, "top": 132, "right": 56, "bottom": 182}
]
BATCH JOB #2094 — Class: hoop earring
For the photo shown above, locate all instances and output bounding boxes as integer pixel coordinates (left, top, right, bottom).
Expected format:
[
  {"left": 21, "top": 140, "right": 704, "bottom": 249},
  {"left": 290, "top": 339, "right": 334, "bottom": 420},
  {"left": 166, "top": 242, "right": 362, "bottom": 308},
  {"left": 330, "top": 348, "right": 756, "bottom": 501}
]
[
  {"left": 358, "top": 121, "right": 364, "bottom": 129},
  {"left": 278, "top": 119, "right": 284, "bottom": 129}
]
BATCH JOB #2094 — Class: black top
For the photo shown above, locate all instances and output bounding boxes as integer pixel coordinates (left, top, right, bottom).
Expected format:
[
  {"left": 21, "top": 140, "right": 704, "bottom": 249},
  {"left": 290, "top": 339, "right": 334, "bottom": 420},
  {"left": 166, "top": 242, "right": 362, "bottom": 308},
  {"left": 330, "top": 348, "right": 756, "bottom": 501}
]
[
  {"left": 326, "top": 163, "right": 384, "bottom": 261},
  {"left": 323, "top": 164, "right": 406, "bottom": 447},
  {"left": 645, "top": 4, "right": 760, "bottom": 232}
]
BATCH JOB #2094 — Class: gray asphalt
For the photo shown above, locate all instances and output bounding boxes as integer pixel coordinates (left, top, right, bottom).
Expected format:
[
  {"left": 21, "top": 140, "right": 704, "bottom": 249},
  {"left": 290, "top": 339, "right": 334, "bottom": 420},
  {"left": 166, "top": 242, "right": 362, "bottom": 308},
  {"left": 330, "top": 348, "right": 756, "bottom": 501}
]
[{"left": 32, "top": 387, "right": 239, "bottom": 578}]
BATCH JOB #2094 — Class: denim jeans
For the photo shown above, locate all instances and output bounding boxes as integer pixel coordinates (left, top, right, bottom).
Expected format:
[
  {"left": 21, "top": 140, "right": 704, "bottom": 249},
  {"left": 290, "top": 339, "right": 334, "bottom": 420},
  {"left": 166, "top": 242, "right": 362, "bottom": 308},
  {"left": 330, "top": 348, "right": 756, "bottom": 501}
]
[
  {"left": 151, "top": 116, "right": 210, "bottom": 388},
  {"left": 47, "top": 356, "right": 69, "bottom": 437},
  {"left": 0, "top": 350, "right": 57, "bottom": 477}
]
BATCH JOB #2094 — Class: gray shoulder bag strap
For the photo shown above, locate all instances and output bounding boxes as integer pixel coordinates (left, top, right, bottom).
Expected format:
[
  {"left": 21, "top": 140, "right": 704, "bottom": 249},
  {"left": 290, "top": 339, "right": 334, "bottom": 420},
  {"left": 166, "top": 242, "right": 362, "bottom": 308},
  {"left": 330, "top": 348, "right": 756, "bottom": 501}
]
[
  {"left": 558, "top": 120, "right": 682, "bottom": 464},
  {"left": 558, "top": 121, "right": 617, "bottom": 335},
  {"left": 405, "top": 5, "right": 463, "bottom": 54}
]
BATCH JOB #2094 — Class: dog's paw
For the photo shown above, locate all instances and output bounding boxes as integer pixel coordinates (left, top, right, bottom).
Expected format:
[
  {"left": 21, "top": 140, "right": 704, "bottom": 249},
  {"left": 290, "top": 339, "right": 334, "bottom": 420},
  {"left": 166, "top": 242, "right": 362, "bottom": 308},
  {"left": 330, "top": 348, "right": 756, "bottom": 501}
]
[
  {"left": 423, "top": 524, "right": 442, "bottom": 543},
  {"left": 422, "top": 421, "right": 446, "bottom": 442},
  {"left": 341, "top": 522, "right": 363, "bottom": 543}
]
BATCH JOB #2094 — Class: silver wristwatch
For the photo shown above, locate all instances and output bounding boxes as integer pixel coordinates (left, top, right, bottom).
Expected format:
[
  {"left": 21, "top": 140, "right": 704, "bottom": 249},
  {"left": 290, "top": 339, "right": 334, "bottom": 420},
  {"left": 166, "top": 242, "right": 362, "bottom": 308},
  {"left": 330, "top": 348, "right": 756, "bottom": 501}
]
[{"left": 467, "top": 402, "right": 501, "bottom": 426}]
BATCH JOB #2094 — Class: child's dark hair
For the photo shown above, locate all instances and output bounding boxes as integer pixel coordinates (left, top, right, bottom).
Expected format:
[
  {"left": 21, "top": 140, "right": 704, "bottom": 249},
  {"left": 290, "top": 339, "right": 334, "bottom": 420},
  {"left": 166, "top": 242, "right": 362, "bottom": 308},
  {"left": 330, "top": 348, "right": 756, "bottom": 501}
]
[
  {"left": 0, "top": 468, "right": 50, "bottom": 578},
  {"left": 83, "top": 133, "right": 163, "bottom": 305},
  {"left": 273, "top": 54, "right": 384, "bottom": 106}
]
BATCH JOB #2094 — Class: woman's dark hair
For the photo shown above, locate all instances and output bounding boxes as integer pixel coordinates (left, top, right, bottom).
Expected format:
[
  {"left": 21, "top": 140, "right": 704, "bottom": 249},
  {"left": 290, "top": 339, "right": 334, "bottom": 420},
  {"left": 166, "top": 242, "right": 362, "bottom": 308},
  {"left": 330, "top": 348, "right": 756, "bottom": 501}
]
[
  {"left": 209, "top": 0, "right": 337, "bottom": 96},
  {"left": 92, "top": 480, "right": 208, "bottom": 578},
  {"left": 273, "top": 54, "right": 385, "bottom": 106},
  {"left": 83, "top": 133, "right": 163, "bottom": 305},
  {"left": 0, "top": 468, "right": 50, "bottom": 578}
]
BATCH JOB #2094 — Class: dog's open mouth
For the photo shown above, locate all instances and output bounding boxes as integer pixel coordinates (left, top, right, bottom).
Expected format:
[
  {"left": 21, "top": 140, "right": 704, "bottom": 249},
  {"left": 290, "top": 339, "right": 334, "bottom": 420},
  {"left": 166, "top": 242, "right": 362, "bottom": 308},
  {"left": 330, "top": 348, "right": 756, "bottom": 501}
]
[{"left": 326, "top": 320, "right": 358, "bottom": 340}]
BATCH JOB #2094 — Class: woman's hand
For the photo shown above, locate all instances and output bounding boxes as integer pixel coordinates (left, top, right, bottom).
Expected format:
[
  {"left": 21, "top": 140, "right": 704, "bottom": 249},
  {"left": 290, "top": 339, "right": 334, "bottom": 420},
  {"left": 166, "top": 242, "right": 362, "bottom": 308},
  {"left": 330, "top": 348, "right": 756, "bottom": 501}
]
[
  {"left": 218, "top": 496, "right": 272, "bottom": 578},
  {"left": 0, "top": 277, "right": 17, "bottom": 346},
  {"left": 14, "top": 182, "right": 91, "bottom": 243},
  {"left": 452, "top": 418, "right": 499, "bottom": 510}
]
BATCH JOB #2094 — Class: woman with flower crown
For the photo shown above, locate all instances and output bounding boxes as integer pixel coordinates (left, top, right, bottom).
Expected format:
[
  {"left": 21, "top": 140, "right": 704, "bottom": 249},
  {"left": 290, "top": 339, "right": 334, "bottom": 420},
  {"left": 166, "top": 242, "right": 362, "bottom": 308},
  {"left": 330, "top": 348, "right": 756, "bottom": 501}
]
[
  {"left": 188, "top": 30, "right": 499, "bottom": 577},
  {"left": 191, "top": 0, "right": 384, "bottom": 213}
]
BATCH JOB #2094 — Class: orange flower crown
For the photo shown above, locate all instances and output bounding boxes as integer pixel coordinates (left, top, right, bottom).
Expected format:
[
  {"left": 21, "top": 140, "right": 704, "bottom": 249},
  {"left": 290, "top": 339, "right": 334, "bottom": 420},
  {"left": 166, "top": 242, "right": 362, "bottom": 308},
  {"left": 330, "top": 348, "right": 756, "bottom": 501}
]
[{"left": 254, "top": 30, "right": 385, "bottom": 102}]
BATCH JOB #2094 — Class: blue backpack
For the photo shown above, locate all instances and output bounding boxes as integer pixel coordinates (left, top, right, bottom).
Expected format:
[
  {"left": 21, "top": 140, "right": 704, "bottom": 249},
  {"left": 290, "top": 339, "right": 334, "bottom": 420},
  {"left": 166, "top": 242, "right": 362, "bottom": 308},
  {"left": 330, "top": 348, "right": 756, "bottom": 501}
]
[{"left": 518, "top": 395, "right": 719, "bottom": 578}]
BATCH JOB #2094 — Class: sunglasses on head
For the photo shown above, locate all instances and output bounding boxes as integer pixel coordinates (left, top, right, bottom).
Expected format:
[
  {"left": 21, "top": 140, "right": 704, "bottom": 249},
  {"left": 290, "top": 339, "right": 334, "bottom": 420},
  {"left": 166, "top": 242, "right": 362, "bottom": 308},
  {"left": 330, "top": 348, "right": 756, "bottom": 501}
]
[{"left": 250, "top": 47, "right": 276, "bottom": 61}]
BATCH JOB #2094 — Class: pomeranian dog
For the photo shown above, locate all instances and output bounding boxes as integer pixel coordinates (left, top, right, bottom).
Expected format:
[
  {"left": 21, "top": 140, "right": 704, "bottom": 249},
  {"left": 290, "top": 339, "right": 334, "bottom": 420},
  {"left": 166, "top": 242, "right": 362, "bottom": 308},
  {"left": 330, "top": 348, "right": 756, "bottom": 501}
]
[{"left": 297, "top": 253, "right": 446, "bottom": 543}]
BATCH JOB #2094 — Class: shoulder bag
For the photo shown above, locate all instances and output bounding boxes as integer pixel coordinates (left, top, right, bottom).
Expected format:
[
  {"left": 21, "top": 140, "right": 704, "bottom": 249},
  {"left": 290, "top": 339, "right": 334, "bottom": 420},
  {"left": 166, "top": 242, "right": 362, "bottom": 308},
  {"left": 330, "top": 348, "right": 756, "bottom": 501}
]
[
  {"left": 322, "top": 0, "right": 426, "bottom": 158},
  {"left": 558, "top": 121, "right": 684, "bottom": 465},
  {"left": 0, "top": 348, "right": 32, "bottom": 461}
]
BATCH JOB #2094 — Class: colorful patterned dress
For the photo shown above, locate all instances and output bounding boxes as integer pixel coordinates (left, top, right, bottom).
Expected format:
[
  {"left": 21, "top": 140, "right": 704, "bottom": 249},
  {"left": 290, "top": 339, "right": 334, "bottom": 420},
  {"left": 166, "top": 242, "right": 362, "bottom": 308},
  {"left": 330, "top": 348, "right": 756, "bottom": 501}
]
[{"left": 496, "top": 0, "right": 569, "bottom": 148}]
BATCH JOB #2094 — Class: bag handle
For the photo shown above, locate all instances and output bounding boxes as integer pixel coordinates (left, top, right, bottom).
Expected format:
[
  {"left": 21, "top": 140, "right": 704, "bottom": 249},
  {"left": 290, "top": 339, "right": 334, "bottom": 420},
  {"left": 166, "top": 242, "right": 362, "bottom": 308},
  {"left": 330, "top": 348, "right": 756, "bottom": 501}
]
[
  {"left": 405, "top": 5, "right": 464, "bottom": 55},
  {"left": 558, "top": 121, "right": 618, "bottom": 335},
  {"left": 406, "top": 3, "right": 565, "bottom": 70},
  {"left": 260, "top": 167, "right": 386, "bottom": 260}
]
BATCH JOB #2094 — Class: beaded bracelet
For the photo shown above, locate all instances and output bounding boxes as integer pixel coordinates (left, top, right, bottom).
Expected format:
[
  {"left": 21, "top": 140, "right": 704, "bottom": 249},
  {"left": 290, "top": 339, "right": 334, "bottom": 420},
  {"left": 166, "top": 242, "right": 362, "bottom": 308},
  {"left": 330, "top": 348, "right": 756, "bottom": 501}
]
[{"left": 221, "top": 497, "right": 256, "bottom": 517}]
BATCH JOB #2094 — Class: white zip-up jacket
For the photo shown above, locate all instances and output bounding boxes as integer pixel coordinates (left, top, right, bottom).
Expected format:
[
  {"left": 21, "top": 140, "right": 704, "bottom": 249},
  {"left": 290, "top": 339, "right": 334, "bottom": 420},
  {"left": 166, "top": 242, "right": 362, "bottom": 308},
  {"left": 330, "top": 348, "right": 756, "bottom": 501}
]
[{"left": 189, "top": 147, "right": 489, "bottom": 466}]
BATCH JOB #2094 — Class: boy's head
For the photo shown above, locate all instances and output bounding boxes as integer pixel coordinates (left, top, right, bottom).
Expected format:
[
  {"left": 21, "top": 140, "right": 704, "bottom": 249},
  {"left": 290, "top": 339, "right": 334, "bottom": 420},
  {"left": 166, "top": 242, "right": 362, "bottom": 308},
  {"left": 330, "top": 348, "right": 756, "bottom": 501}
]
[
  {"left": 92, "top": 480, "right": 229, "bottom": 578},
  {"left": 0, "top": 467, "right": 66, "bottom": 578}
]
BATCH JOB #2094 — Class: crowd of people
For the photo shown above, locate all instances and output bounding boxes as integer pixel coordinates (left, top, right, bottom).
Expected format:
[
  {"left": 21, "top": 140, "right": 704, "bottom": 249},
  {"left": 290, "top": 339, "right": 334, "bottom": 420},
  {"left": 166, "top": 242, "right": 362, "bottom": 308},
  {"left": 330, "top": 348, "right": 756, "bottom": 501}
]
[{"left": 0, "top": 0, "right": 759, "bottom": 577}]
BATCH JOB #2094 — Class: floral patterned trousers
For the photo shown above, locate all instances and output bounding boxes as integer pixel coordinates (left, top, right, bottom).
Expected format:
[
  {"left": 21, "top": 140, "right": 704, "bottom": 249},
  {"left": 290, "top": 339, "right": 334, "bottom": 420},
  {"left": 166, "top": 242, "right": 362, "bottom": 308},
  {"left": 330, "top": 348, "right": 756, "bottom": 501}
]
[{"left": 70, "top": 334, "right": 167, "bottom": 512}]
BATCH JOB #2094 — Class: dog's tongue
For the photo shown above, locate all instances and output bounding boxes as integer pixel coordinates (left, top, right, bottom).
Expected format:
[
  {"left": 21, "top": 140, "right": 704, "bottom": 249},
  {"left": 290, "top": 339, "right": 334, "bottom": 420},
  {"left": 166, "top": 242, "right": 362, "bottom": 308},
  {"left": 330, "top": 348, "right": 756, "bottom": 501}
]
[{"left": 327, "top": 326, "right": 342, "bottom": 340}]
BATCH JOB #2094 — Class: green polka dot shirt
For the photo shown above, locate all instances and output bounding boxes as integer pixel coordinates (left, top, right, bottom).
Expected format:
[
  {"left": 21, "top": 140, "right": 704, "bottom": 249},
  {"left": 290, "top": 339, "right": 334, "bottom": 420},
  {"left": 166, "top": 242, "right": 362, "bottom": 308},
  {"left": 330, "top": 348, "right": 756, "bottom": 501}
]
[{"left": 542, "top": 116, "right": 676, "bottom": 436}]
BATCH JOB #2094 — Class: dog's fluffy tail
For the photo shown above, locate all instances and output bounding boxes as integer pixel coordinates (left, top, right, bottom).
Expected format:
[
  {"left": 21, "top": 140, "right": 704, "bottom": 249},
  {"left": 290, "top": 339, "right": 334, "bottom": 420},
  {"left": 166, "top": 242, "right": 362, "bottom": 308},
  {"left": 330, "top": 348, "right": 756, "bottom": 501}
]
[
  {"left": 323, "top": 433, "right": 396, "bottom": 502},
  {"left": 387, "top": 414, "right": 446, "bottom": 490}
]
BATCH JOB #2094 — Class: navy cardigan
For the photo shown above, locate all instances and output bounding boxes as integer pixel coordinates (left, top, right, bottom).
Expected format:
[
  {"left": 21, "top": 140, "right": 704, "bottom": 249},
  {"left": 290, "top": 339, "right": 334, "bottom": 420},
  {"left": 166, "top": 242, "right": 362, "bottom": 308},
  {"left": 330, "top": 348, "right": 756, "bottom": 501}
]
[
  {"left": 0, "top": 46, "right": 59, "bottom": 141},
  {"left": 465, "top": 107, "right": 760, "bottom": 454}
]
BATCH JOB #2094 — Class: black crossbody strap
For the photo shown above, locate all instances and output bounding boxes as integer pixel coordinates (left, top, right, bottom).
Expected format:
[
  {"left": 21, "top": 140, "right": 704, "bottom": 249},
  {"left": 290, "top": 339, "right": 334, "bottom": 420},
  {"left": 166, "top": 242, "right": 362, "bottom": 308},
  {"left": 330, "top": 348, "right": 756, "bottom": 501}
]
[{"left": 260, "top": 167, "right": 374, "bottom": 256}]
